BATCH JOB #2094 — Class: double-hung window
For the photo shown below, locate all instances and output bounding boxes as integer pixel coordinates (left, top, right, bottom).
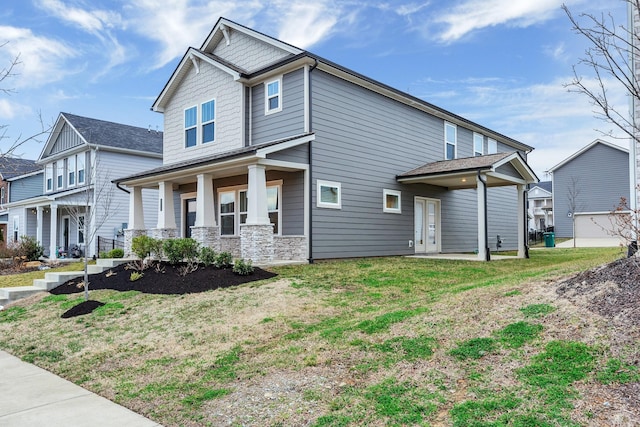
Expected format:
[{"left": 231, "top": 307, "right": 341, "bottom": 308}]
[
  {"left": 68, "top": 155, "right": 76, "bottom": 186},
  {"left": 45, "top": 164, "right": 53, "bottom": 192},
  {"left": 219, "top": 184, "right": 281, "bottom": 235},
  {"left": 56, "top": 161, "right": 64, "bottom": 189},
  {"left": 77, "top": 153, "right": 86, "bottom": 184},
  {"left": 184, "top": 106, "right": 197, "bottom": 148},
  {"left": 487, "top": 138, "right": 497, "bottom": 154},
  {"left": 444, "top": 122, "right": 457, "bottom": 160},
  {"left": 201, "top": 100, "right": 215, "bottom": 144},
  {"left": 265, "top": 77, "right": 282, "bottom": 114},
  {"left": 473, "top": 133, "right": 484, "bottom": 156}
]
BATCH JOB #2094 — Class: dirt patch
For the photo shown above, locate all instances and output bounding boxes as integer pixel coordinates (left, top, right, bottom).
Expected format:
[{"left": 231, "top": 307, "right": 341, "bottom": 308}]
[{"left": 49, "top": 262, "right": 277, "bottom": 295}]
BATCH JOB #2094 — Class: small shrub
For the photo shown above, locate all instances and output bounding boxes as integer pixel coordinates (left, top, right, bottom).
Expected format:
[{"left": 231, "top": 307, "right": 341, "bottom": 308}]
[
  {"left": 17, "top": 235, "right": 44, "bottom": 261},
  {"left": 215, "top": 251, "right": 233, "bottom": 268},
  {"left": 232, "top": 258, "right": 254, "bottom": 275},
  {"left": 108, "top": 248, "right": 124, "bottom": 258},
  {"left": 163, "top": 238, "right": 199, "bottom": 265},
  {"left": 129, "top": 271, "right": 144, "bottom": 281},
  {"left": 199, "top": 246, "right": 216, "bottom": 267},
  {"left": 131, "top": 235, "right": 162, "bottom": 260}
]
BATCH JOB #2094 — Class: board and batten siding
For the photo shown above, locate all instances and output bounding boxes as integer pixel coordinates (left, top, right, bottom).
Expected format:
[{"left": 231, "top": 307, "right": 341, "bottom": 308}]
[
  {"left": 251, "top": 69, "right": 305, "bottom": 145},
  {"left": 310, "top": 69, "right": 522, "bottom": 259},
  {"left": 9, "top": 173, "right": 43, "bottom": 202},
  {"left": 49, "top": 122, "right": 84, "bottom": 156},
  {"left": 553, "top": 143, "right": 629, "bottom": 237},
  {"left": 162, "top": 60, "right": 244, "bottom": 166}
]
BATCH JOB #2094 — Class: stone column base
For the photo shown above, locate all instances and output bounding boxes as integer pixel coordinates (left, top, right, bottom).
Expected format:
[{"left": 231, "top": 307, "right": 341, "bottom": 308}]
[
  {"left": 240, "top": 224, "right": 274, "bottom": 264},
  {"left": 149, "top": 228, "right": 178, "bottom": 240},
  {"left": 190, "top": 226, "right": 220, "bottom": 252},
  {"left": 124, "top": 229, "right": 147, "bottom": 258}
]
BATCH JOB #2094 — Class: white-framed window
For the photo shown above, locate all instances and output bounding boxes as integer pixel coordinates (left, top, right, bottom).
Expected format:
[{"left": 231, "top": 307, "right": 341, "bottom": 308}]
[
  {"left": 488, "top": 138, "right": 497, "bottom": 154},
  {"left": 473, "top": 133, "right": 484, "bottom": 156},
  {"left": 12, "top": 215, "right": 19, "bottom": 242},
  {"left": 218, "top": 183, "right": 282, "bottom": 235},
  {"left": 317, "top": 180, "right": 341, "bottom": 209},
  {"left": 45, "top": 164, "right": 53, "bottom": 192},
  {"left": 265, "top": 77, "right": 282, "bottom": 114},
  {"left": 383, "top": 189, "right": 402, "bottom": 214},
  {"left": 0, "top": 186, "right": 5, "bottom": 205},
  {"left": 444, "top": 122, "right": 457, "bottom": 160},
  {"left": 201, "top": 99, "right": 215, "bottom": 144},
  {"left": 56, "top": 161, "right": 64, "bottom": 189},
  {"left": 184, "top": 106, "right": 197, "bottom": 148},
  {"left": 77, "top": 153, "right": 86, "bottom": 184},
  {"left": 77, "top": 215, "right": 85, "bottom": 245},
  {"left": 67, "top": 155, "right": 76, "bottom": 187}
]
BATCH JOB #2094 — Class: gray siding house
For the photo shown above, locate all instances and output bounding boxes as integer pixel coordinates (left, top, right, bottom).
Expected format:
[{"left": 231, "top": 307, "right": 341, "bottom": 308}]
[
  {"left": 550, "top": 139, "right": 629, "bottom": 240},
  {"left": 116, "top": 18, "right": 538, "bottom": 263},
  {"left": 5, "top": 113, "right": 162, "bottom": 258},
  {"left": 0, "top": 157, "right": 41, "bottom": 247}
]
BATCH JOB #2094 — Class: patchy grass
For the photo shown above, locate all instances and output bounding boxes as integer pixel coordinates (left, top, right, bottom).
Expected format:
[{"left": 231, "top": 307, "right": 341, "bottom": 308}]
[
  {"left": 0, "top": 247, "right": 635, "bottom": 426},
  {"left": 0, "top": 261, "right": 93, "bottom": 288}
]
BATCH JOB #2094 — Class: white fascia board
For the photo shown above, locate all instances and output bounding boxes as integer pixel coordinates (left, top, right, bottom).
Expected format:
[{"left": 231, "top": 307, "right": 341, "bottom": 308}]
[
  {"left": 255, "top": 134, "right": 315, "bottom": 158},
  {"left": 6, "top": 169, "right": 43, "bottom": 182}
]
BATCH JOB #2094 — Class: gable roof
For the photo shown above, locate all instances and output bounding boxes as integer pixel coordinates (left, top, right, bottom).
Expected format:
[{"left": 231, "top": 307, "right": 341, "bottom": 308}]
[
  {"left": 529, "top": 180, "right": 552, "bottom": 194},
  {"left": 548, "top": 139, "right": 628, "bottom": 172},
  {"left": 0, "top": 156, "right": 41, "bottom": 180},
  {"left": 152, "top": 18, "right": 533, "bottom": 153},
  {"left": 39, "top": 113, "right": 163, "bottom": 161}
]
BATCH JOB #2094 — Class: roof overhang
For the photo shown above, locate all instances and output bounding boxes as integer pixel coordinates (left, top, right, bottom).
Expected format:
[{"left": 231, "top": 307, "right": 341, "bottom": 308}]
[{"left": 397, "top": 152, "right": 539, "bottom": 190}]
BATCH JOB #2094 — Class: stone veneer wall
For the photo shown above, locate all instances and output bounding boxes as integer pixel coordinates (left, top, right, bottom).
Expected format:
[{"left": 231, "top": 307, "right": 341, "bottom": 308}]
[
  {"left": 190, "top": 226, "right": 220, "bottom": 252},
  {"left": 219, "top": 237, "right": 241, "bottom": 258},
  {"left": 240, "top": 224, "right": 274, "bottom": 264},
  {"left": 273, "top": 236, "right": 307, "bottom": 261},
  {"left": 148, "top": 228, "right": 178, "bottom": 240},
  {"left": 123, "top": 229, "right": 147, "bottom": 258}
]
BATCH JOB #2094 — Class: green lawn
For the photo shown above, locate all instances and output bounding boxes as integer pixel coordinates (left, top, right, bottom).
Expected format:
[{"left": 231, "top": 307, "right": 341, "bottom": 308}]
[
  {"left": 0, "top": 247, "right": 635, "bottom": 427},
  {"left": 0, "top": 261, "right": 92, "bottom": 288}
]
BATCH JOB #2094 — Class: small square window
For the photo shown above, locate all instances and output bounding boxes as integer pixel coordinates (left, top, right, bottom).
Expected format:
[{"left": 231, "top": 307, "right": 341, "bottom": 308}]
[
  {"left": 317, "top": 180, "right": 341, "bottom": 209},
  {"left": 383, "top": 189, "right": 401, "bottom": 214}
]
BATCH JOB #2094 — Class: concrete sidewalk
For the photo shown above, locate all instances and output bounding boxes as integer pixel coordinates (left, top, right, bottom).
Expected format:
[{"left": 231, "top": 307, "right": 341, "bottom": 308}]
[{"left": 0, "top": 350, "right": 161, "bottom": 427}]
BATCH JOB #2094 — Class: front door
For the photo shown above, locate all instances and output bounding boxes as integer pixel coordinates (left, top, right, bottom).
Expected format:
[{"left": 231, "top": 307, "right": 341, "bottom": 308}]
[
  {"left": 185, "top": 198, "right": 196, "bottom": 238},
  {"left": 62, "top": 216, "right": 70, "bottom": 249},
  {"left": 414, "top": 198, "right": 440, "bottom": 253}
]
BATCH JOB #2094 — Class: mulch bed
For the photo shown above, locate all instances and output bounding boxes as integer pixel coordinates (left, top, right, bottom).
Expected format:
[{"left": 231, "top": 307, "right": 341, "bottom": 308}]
[{"left": 50, "top": 262, "right": 277, "bottom": 296}]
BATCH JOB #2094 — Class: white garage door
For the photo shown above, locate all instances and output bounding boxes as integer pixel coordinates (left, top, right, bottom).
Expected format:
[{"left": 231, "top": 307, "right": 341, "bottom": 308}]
[{"left": 574, "top": 213, "right": 619, "bottom": 239}]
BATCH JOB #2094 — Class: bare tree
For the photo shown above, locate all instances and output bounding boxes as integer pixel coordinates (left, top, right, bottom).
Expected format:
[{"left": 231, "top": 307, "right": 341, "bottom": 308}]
[
  {"left": 64, "top": 149, "right": 118, "bottom": 301},
  {"left": 566, "top": 176, "right": 584, "bottom": 248},
  {"left": 1, "top": 44, "right": 51, "bottom": 158}
]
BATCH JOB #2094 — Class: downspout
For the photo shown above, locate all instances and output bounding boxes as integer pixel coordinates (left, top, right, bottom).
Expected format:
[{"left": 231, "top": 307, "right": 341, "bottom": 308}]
[
  {"left": 524, "top": 187, "right": 529, "bottom": 259},
  {"left": 308, "top": 59, "right": 318, "bottom": 264},
  {"left": 115, "top": 182, "right": 130, "bottom": 194},
  {"left": 477, "top": 171, "right": 490, "bottom": 261}
]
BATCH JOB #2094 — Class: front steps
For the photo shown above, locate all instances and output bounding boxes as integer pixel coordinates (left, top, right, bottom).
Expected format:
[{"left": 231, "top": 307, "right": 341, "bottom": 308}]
[{"left": 0, "top": 258, "right": 133, "bottom": 309}]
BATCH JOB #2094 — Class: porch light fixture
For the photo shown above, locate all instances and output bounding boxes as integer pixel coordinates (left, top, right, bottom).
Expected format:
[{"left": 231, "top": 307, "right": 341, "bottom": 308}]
[{"left": 461, "top": 178, "right": 467, "bottom": 183}]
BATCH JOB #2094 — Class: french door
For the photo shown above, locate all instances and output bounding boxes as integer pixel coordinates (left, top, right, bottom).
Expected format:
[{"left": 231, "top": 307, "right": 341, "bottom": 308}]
[{"left": 414, "top": 197, "right": 440, "bottom": 253}]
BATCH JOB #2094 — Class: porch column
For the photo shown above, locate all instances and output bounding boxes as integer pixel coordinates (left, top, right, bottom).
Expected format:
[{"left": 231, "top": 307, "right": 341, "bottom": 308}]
[
  {"left": 49, "top": 203, "right": 58, "bottom": 260},
  {"left": 129, "top": 186, "right": 145, "bottom": 230},
  {"left": 157, "top": 181, "right": 177, "bottom": 229},
  {"left": 36, "top": 206, "right": 43, "bottom": 246},
  {"left": 246, "top": 164, "right": 270, "bottom": 225},
  {"left": 195, "top": 173, "right": 215, "bottom": 227},
  {"left": 517, "top": 184, "right": 527, "bottom": 258},
  {"left": 477, "top": 174, "right": 489, "bottom": 261}
]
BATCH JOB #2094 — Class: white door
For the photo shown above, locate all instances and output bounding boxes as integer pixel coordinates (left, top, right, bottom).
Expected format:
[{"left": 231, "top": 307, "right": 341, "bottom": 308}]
[{"left": 415, "top": 198, "right": 440, "bottom": 253}]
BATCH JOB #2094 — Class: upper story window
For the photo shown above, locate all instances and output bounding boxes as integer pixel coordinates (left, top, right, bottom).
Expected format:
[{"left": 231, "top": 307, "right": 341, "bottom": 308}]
[
  {"left": 56, "top": 161, "right": 64, "bottom": 189},
  {"left": 444, "top": 122, "right": 457, "bottom": 160},
  {"left": 265, "top": 77, "right": 282, "bottom": 115},
  {"left": 474, "top": 133, "right": 484, "bottom": 156},
  {"left": 67, "top": 155, "right": 76, "bottom": 187},
  {"left": 0, "top": 186, "right": 5, "bottom": 204},
  {"left": 488, "top": 138, "right": 497, "bottom": 154},
  {"left": 45, "top": 164, "right": 53, "bottom": 192},
  {"left": 201, "top": 100, "right": 215, "bottom": 144},
  {"left": 77, "top": 153, "right": 86, "bottom": 184},
  {"left": 185, "top": 106, "right": 197, "bottom": 148}
]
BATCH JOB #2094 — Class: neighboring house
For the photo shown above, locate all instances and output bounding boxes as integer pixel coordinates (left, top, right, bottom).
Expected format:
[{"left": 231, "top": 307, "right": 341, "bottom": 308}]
[
  {"left": 550, "top": 139, "right": 629, "bottom": 240},
  {"left": 115, "top": 18, "right": 538, "bottom": 263},
  {"left": 5, "top": 113, "right": 162, "bottom": 258},
  {"left": 0, "top": 157, "right": 41, "bottom": 248},
  {"left": 528, "top": 181, "right": 553, "bottom": 231}
]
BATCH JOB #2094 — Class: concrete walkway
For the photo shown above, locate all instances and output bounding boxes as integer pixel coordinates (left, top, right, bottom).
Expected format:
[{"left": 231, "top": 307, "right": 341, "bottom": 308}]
[
  {"left": 0, "top": 350, "right": 161, "bottom": 427},
  {"left": 555, "top": 237, "right": 625, "bottom": 248}
]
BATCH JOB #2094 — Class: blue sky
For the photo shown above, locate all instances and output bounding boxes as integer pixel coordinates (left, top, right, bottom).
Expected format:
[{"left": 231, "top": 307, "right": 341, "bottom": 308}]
[{"left": 0, "top": 0, "right": 629, "bottom": 177}]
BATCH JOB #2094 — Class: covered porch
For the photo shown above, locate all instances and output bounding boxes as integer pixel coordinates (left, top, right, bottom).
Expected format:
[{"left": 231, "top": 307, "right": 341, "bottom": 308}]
[{"left": 398, "top": 152, "right": 539, "bottom": 261}]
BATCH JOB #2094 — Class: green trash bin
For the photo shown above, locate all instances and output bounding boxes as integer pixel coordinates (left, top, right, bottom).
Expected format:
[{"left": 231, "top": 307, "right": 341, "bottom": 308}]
[{"left": 543, "top": 232, "right": 555, "bottom": 248}]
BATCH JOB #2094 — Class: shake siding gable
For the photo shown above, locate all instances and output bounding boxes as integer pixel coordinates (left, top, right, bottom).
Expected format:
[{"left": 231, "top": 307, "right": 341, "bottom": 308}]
[
  {"left": 212, "top": 29, "right": 292, "bottom": 73},
  {"left": 163, "top": 61, "right": 243, "bottom": 165},
  {"left": 251, "top": 69, "right": 305, "bottom": 145}
]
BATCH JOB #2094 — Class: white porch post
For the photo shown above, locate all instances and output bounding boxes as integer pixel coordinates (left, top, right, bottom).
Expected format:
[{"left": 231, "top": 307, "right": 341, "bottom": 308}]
[
  {"left": 49, "top": 203, "right": 58, "bottom": 260},
  {"left": 129, "top": 186, "right": 145, "bottom": 230},
  {"left": 195, "top": 173, "right": 216, "bottom": 227},
  {"left": 36, "top": 206, "right": 43, "bottom": 246},
  {"left": 157, "top": 181, "right": 177, "bottom": 229},
  {"left": 517, "top": 184, "right": 527, "bottom": 258},
  {"left": 477, "top": 174, "right": 488, "bottom": 261},
  {"left": 246, "top": 164, "right": 270, "bottom": 225}
]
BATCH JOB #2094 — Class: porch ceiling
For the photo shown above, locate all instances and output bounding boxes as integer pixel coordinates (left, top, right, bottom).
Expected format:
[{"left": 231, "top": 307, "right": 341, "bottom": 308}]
[{"left": 396, "top": 152, "right": 538, "bottom": 189}]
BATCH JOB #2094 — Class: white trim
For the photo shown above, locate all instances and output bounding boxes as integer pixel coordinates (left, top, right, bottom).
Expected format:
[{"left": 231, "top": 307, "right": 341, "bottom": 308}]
[
  {"left": 383, "top": 189, "right": 402, "bottom": 214},
  {"left": 317, "top": 180, "right": 341, "bottom": 209},
  {"left": 217, "top": 180, "right": 282, "bottom": 236},
  {"left": 265, "top": 76, "right": 283, "bottom": 115},
  {"left": 444, "top": 122, "right": 457, "bottom": 160},
  {"left": 180, "top": 191, "right": 198, "bottom": 238}
]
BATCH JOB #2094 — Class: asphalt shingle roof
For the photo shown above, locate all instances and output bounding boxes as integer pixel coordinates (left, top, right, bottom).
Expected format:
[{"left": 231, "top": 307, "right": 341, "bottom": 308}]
[
  {"left": 62, "top": 113, "right": 163, "bottom": 154},
  {"left": 0, "top": 156, "right": 41, "bottom": 180},
  {"left": 398, "top": 152, "right": 514, "bottom": 178}
]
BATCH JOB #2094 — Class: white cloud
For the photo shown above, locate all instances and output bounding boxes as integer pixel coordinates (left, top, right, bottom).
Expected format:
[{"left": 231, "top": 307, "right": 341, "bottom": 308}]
[
  {"left": 0, "top": 26, "right": 78, "bottom": 88},
  {"left": 274, "top": 1, "right": 341, "bottom": 48},
  {"left": 37, "top": 0, "right": 124, "bottom": 35}
]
